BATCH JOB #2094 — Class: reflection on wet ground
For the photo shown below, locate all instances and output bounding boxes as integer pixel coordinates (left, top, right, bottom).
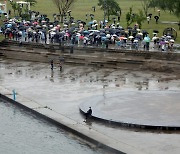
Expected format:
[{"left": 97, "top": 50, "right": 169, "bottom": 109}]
[
  {"left": 0, "top": 59, "right": 180, "bottom": 122},
  {"left": 0, "top": 100, "right": 106, "bottom": 154},
  {"left": 0, "top": 59, "right": 179, "bottom": 91}
]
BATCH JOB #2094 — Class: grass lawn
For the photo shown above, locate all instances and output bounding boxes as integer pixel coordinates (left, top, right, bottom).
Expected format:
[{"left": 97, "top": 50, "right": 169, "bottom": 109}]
[
  {"left": 0, "top": 0, "right": 179, "bottom": 42},
  {"left": 0, "top": 34, "right": 4, "bottom": 41}
]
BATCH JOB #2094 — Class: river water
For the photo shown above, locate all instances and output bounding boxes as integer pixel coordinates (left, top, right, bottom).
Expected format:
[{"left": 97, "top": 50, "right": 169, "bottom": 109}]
[{"left": 0, "top": 100, "right": 104, "bottom": 154}]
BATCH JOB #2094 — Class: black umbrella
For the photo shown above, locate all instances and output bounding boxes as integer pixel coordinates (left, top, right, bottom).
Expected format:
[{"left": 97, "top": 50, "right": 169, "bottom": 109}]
[
  {"left": 153, "top": 30, "right": 159, "bottom": 33},
  {"left": 100, "top": 32, "right": 106, "bottom": 37},
  {"left": 99, "top": 29, "right": 105, "bottom": 33}
]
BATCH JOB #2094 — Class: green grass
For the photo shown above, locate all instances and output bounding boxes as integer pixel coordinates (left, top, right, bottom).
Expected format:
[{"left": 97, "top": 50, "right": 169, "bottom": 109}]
[
  {"left": 0, "top": 34, "right": 4, "bottom": 41},
  {"left": 0, "top": 0, "right": 179, "bottom": 42}
]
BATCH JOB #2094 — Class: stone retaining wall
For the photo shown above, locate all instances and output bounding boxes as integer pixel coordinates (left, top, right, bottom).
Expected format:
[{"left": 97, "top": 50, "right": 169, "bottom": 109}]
[{"left": 0, "top": 40, "right": 180, "bottom": 73}]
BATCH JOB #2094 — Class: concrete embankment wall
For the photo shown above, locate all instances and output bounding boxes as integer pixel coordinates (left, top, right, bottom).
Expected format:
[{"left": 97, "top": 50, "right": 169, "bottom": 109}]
[{"left": 0, "top": 40, "right": 180, "bottom": 73}]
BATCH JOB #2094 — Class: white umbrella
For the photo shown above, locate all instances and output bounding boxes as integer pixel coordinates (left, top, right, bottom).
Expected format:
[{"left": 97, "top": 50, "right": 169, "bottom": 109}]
[
  {"left": 170, "top": 39, "right": 175, "bottom": 42},
  {"left": 152, "top": 36, "right": 159, "bottom": 41},
  {"left": 84, "top": 37, "right": 89, "bottom": 40},
  {"left": 106, "top": 34, "right": 111, "bottom": 38},
  {"left": 128, "top": 36, "right": 134, "bottom": 39},
  {"left": 137, "top": 33, "right": 143, "bottom": 36},
  {"left": 133, "top": 39, "right": 139, "bottom": 42},
  {"left": 50, "top": 31, "right": 56, "bottom": 35},
  {"left": 93, "top": 20, "right": 97, "bottom": 24}
]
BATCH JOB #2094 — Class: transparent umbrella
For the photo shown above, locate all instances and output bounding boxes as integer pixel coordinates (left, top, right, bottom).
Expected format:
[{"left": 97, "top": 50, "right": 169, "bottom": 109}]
[{"left": 144, "top": 36, "right": 150, "bottom": 42}]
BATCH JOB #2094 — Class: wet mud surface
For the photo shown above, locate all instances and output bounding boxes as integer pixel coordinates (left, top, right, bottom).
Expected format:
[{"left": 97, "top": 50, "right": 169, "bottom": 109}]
[{"left": 1, "top": 58, "right": 180, "bottom": 154}]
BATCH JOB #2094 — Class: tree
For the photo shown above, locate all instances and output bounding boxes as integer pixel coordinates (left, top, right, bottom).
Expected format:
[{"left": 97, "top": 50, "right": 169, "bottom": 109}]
[
  {"left": 134, "top": 10, "right": 146, "bottom": 29},
  {"left": 52, "top": 0, "right": 76, "bottom": 23},
  {"left": 9, "top": 1, "right": 19, "bottom": 16},
  {"left": 126, "top": 7, "right": 146, "bottom": 29},
  {"left": 9, "top": 0, "right": 37, "bottom": 19},
  {"left": 126, "top": 7, "right": 135, "bottom": 27},
  {"left": 141, "top": 0, "right": 150, "bottom": 17},
  {"left": 98, "top": 0, "right": 121, "bottom": 21}
]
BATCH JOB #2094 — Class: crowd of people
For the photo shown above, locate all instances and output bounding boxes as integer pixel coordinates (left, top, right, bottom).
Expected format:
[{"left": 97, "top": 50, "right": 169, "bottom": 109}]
[{"left": 0, "top": 12, "right": 176, "bottom": 52}]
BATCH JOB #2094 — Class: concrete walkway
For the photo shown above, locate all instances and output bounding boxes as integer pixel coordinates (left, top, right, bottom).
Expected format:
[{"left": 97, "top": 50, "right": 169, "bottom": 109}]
[{"left": 0, "top": 59, "right": 180, "bottom": 154}]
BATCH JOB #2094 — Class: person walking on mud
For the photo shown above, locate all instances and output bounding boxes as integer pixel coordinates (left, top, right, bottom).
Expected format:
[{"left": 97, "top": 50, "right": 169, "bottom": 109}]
[
  {"left": 50, "top": 60, "right": 54, "bottom": 70},
  {"left": 59, "top": 61, "right": 63, "bottom": 71}
]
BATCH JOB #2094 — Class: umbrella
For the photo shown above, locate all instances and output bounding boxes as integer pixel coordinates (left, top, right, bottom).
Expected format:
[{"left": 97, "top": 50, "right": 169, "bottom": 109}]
[
  {"left": 100, "top": 32, "right": 106, "bottom": 37},
  {"left": 166, "top": 36, "right": 171, "bottom": 39},
  {"left": 144, "top": 36, "right": 151, "bottom": 42},
  {"left": 160, "top": 40, "right": 165, "bottom": 45},
  {"left": 142, "top": 30, "right": 148, "bottom": 34},
  {"left": 33, "top": 21, "right": 38, "bottom": 25},
  {"left": 36, "top": 25, "right": 42, "bottom": 29},
  {"left": 100, "top": 29, "right": 105, "bottom": 33},
  {"left": 93, "top": 20, "right": 97, "bottom": 24},
  {"left": 106, "top": 34, "right": 111, "bottom": 38},
  {"left": 170, "top": 39, "right": 175, "bottom": 42},
  {"left": 153, "top": 30, "right": 159, "bottom": 33},
  {"left": 50, "top": 31, "right": 56, "bottom": 35},
  {"left": 128, "top": 36, "right": 134, "bottom": 39},
  {"left": 79, "top": 35, "right": 84, "bottom": 40},
  {"left": 83, "top": 30, "right": 90, "bottom": 35},
  {"left": 88, "top": 21, "right": 93, "bottom": 25},
  {"left": 101, "top": 36, "right": 106, "bottom": 41},
  {"left": 89, "top": 32, "right": 94, "bottom": 36},
  {"left": 84, "top": 36, "right": 89, "bottom": 40},
  {"left": 137, "top": 33, "right": 143, "bottom": 36},
  {"left": 7, "top": 24, "right": 12, "bottom": 28},
  {"left": 133, "top": 39, "right": 138, "bottom": 42},
  {"left": 152, "top": 36, "right": 159, "bottom": 41}
]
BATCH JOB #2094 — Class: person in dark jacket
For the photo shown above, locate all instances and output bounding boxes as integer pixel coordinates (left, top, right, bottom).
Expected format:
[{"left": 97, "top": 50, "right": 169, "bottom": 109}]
[{"left": 85, "top": 107, "right": 92, "bottom": 120}]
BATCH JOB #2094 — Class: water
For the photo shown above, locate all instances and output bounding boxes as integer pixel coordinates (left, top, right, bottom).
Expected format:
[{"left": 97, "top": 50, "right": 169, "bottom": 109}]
[{"left": 0, "top": 100, "right": 104, "bottom": 154}]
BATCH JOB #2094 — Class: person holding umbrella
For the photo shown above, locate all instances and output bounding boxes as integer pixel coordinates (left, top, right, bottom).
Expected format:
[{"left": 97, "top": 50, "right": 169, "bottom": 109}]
[{"left": 143, "top": 35, "right": 151, "bottom": 50}]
